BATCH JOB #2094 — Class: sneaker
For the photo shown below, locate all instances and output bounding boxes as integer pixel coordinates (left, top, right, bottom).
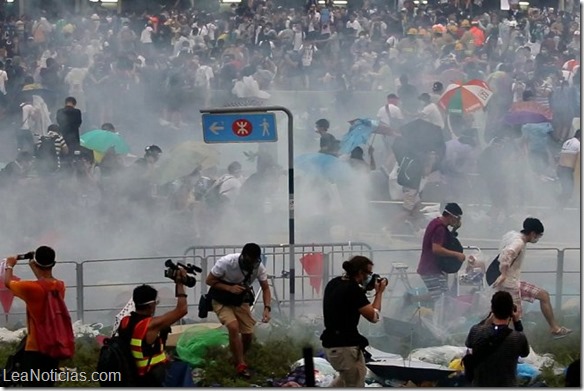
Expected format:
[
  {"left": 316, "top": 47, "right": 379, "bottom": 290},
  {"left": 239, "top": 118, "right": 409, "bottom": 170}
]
[
  {"left": 551, "top": 327, "right": 572, "bottom": 339},
  {"left": 236, "top": 363, "right": 251, "bottom": 379}
]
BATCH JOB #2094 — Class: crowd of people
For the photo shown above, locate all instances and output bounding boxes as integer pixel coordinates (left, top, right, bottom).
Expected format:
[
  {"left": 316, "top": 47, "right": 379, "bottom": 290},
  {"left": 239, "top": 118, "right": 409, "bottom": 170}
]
[{"left": 0, "top": 0, "right": 578, "bottom": 253}]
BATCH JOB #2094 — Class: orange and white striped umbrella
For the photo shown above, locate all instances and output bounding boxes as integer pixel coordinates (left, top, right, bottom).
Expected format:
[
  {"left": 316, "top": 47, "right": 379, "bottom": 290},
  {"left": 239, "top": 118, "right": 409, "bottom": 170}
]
[{"left": 438, "top": 79, "right": 493, "bottom": 114}]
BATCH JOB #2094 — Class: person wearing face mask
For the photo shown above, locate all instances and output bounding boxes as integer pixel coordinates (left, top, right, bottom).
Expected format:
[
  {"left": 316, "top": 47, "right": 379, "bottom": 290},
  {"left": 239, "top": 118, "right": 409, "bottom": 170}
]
[
  {"left": 492, "top": 218, "right": 572, "bottom": 338},
  {"left": 205, "top": 243, "right": 272, "bottom": 378},
  {"left": 416, "top": 203, "right": 467, "bottom": 303},
  {"left": 320, "top": 256, "right": 388, "bottom": 387}
]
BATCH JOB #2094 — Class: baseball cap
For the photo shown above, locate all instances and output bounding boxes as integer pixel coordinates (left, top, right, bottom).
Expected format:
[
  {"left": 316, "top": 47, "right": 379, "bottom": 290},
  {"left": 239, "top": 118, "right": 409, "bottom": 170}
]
[
  {"left": 432, "top": 81, "right": 443, "bottom": 93},
  {"left": 387, "top": 93, "right": 399, "bottom": 100}
]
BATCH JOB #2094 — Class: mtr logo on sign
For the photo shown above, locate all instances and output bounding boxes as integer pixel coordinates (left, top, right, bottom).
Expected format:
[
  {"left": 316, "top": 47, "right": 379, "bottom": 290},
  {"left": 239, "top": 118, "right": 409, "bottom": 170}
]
[
  {"left": 202, "top": 113, "right": 278, "bottom": 143},
  {"left": 232, "top": 119, "right": 253, "bottom": 137}
]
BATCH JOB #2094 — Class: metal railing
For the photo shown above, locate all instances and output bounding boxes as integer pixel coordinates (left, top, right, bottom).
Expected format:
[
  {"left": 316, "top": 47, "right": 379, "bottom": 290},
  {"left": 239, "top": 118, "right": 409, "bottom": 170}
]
[{"left": 2, "top": 243, "right": 578, "bottom": 326}]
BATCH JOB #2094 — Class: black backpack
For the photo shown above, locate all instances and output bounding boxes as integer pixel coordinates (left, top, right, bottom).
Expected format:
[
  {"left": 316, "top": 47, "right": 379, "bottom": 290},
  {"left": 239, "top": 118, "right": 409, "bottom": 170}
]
[
  {"left": 35, "top": 136, "right": 58, "bottom": 173},
  {"left": 437, "top": 230, "right": 465, "bottom": 274},
  {"left": 485, "top": 255, "right": 501, "bottom": 286},
  {"left": 96, "top": 334, "right": 139, "bottom": 387}
]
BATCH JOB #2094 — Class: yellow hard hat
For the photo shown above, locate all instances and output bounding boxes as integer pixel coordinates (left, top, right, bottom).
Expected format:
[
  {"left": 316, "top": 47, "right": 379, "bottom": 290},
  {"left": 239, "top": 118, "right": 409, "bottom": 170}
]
[
  {"left": 461, "top": 19, "right": 470, "bottom": 28},
  {"left": 407, "top": 28, "right": 418, "bottom": 35}
]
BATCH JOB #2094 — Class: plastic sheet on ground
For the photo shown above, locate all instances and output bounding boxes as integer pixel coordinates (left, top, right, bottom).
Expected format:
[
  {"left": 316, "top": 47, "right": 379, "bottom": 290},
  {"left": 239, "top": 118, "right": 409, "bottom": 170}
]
[
  {"left": 0, "top": 321, "right": 103, "bottom": 343},
  {"left": 0, "top": 327, "right": 26, "bottom": 343},
  {"left": 176, "top": 325, "right": 229, "bottom": 367},
  {"left": 407, "top": 346, "right": 467, "bottom": 367},
  {"left": 521, "top": 347, "right": 564, "bottom": 375}
]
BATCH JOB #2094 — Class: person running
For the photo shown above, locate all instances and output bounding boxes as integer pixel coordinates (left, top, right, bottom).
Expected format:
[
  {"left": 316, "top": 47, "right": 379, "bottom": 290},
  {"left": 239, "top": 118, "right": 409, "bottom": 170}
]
[{"left": 492, "top": 217, "right": 572, "bottom": 338}]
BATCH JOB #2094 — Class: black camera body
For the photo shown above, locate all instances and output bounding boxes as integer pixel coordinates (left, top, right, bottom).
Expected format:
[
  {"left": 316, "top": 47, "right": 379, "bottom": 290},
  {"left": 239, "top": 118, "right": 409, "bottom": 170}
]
[
  {"left": 241, "top": 284, "right": 255, "bottom": 305},
  {"left": 365, "top": 273, "right": 388, "bottom": 291},
  {"left": 164, "top": 259, "right": 202, "bottom": 288}
]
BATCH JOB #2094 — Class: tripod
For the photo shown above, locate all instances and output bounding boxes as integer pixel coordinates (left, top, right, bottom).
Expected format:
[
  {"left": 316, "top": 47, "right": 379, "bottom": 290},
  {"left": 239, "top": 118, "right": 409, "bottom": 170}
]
[{"left": 250, "top": 274, "right": 282, "bottom": 316}]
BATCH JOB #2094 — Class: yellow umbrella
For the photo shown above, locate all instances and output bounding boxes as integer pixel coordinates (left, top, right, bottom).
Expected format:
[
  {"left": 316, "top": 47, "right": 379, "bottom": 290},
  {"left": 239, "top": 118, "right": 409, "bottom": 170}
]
[{"left": 152, "top": 141, "right": 220, "bottom": 185}]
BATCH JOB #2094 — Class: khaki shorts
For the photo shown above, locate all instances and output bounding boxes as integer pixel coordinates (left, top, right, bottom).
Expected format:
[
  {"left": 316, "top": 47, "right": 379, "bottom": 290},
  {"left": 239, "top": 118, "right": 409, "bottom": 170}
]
[
  {"left": 402, "top": 187, "right": 421, "bottom": 211},
  {"left": 324, "top": 346, "right": 366, "bottom": 387},
  {"left": 212, "top": 300, "right": 256, "bottom": 334}
]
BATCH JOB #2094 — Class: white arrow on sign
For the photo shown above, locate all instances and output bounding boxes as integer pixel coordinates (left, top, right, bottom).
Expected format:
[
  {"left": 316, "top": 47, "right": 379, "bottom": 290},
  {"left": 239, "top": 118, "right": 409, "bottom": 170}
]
[{"left": 209, "top": 122, "right": 224, "bottom": 135}]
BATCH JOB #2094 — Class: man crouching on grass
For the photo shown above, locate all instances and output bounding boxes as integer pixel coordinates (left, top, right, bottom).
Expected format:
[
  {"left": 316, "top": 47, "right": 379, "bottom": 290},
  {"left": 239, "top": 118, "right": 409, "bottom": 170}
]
[{"left": 206, "top": 243, "right": 272, "bottom": 378}]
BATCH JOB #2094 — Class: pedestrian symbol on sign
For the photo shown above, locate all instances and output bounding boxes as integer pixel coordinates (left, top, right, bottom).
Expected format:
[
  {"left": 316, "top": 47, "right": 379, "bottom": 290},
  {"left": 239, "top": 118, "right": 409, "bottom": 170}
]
[
  {"left": 233, "top": 119, "right": 252, "bottom": 137},
  {"left": 261, "top": 118, "right": 271, "bottom": 136}
]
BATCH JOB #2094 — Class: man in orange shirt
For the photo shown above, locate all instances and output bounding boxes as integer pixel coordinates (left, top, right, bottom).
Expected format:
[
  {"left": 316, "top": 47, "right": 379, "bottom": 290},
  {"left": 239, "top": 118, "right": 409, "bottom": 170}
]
[{"left": 4, "top": 246, "right": 65, "bottom": 387}]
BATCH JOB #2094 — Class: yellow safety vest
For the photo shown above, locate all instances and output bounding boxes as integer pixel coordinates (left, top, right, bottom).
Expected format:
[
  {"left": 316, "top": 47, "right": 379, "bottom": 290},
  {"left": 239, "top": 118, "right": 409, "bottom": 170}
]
[{"left": 121, "top": 316, "right": 168, "bottom": 376}]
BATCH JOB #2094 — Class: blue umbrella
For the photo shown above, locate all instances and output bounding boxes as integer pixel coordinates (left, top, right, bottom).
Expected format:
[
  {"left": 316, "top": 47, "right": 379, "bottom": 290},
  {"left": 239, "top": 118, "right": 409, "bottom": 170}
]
[
  {"left": 295, "top": 153, "right": 351, "bottom": 183},
  {"left": 339, "top": 118, "right": 379, "bottom": 155}
]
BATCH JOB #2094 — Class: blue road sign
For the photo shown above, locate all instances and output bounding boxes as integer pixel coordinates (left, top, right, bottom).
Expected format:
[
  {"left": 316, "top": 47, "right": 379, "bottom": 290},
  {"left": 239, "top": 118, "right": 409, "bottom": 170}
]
[{"left": 202, "top": 113, "right": 278, "bottom": 143}]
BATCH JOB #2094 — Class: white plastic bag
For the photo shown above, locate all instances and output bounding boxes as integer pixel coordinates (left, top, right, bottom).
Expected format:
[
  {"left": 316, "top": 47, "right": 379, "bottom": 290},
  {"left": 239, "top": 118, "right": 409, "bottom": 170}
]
[
  {"left": 408, "top": 346, "right": 467, "bottom": 367},
  {"left": 388, "top": 165, "right": 403, "bottom": 200},
  {"left": 112, "top": 297, "right": 135, "bottom": 336}
]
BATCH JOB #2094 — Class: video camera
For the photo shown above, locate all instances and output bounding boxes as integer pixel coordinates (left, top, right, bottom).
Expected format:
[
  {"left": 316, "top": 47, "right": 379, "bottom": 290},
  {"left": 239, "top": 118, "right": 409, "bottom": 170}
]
[
  {"left": 365, "top": 273, "right": 388, "bottom": 291},
  {"left": 164, "top": 259, "right": 202, "bottom": 288}
]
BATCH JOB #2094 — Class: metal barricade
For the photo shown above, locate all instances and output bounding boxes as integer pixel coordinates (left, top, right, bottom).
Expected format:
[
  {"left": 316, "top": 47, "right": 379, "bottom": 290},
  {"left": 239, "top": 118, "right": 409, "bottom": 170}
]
[
  {"left": 323, "top": 246, "right": 579, "bottom": 317},
  {"left": 195, "top": 242, "right": 373, "bottom": 315},
  {"left": 3, "top": 244, "right": 577, "bottom": 325},
  {"left": 78, "top": 255, "right": 205, "bottom": 324},
  {"left": 5, "top": 261, "right": 78, "bottom": 325}
]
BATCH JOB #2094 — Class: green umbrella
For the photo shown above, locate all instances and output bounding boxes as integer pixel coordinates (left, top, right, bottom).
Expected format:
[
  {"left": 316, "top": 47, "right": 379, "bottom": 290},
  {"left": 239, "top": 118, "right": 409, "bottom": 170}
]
[
  {"left": 152, "top": 141, "right": 220, "bottom": 185},
  {"left": 80, "top": 130, "right": 130, "bottom": 155}
]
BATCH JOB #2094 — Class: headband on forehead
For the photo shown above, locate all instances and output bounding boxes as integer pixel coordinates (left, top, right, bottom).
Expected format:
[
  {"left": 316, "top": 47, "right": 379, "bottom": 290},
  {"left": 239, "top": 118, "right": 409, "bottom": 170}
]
[
  {"left": 444, "top": 209, "right": 461, "bottom": 219},
  {"left": 31, "top": 257, "right": 55, "bottom": 268}
]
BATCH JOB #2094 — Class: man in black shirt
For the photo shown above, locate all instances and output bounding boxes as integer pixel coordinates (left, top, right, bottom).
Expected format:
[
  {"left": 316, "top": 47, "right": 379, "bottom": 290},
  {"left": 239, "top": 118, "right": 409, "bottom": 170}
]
[
  {"left": 320, "top": 256, "right": 387, "bottom": 387},
  {"left": 465, "top": 291, "right": 529, "bottom": 387},
  {"left": 56, "top": 97, "right": 82, "bottom": 154}
]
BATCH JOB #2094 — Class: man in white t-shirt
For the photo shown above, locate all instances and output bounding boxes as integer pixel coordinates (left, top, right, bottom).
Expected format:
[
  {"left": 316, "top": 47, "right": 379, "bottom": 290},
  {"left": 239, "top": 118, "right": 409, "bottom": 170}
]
[
  {"left": 418, "top": 93, "right": 444, "bottom": 129},
  {"left": 376, "top": 93, "right": 404, "bottom": 130},
  {"left": 217, "top": 161, "right": 244, "bottom": 202},
  {"left": 557, "top": 129, "right": 580, "bottom": 205},
  {"left": 206, "top": 243, "right": 272, "bottom": 378}
]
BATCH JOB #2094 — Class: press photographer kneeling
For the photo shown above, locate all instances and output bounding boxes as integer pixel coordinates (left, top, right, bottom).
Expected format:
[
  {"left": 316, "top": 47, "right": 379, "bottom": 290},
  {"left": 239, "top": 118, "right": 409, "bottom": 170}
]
[
  {"left": 116, "top": 263, "right": 190, "bottom": 386},
  {"left": 321, "top": 256, "right": 388, "bottom": 387},
  {"left": 205, "top": 243, "right": 272, "bottom": 378}
]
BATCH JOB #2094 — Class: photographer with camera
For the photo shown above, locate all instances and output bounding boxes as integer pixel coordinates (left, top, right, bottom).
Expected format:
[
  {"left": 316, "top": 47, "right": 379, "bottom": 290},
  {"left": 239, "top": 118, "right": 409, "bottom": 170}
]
[
  {"left": 4, "top": 246, "right": 75, "bottom": 387},
  {"left": 205, "top": 243, "right": 272, "bottom": 378},
  {"left": 320, "top": 256, "right": 388, "bottom": 387},
  {"left": 116, "top": 265, "right": 189, "bottom": 386}
]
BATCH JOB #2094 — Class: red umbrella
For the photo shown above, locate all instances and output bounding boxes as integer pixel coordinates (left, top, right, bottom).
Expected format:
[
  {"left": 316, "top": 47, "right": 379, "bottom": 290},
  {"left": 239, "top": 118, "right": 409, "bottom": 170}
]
[
  {"left": 0, "top": 274, "right": 20, "bottom": 314},
  {"left": 300, "top": 253, "right": 324, "bottom": 294}
]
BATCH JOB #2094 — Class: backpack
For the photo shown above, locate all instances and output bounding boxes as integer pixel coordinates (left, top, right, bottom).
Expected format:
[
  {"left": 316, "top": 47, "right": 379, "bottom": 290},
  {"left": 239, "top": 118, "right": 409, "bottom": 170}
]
[
  {"left": 397, "top": 156, "right": 422, "bottom": 189},
  {"left": 96, "top": 334, "right": 139, "bottom": 387},
  {"left": 485, "top": 255, "right": 501, "bottom": 286},
  {"left": 203, "top": 176, "right": 231, "bottom": 207},
  {"left": 35, "top": 136, "right": 59, "bottom": 173},
  {"left": 35, "top": 280, "right": 75, "bottom": 360},
  {"left": 436, "top": 230, "right": 464, "bottom": 274}
]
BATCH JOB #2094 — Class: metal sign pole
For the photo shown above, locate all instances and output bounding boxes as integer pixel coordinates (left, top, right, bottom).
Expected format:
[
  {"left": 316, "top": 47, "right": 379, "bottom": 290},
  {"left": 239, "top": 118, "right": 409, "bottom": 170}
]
[{"left": 200, "top": 106, "right": 296, "bottom": 318}]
